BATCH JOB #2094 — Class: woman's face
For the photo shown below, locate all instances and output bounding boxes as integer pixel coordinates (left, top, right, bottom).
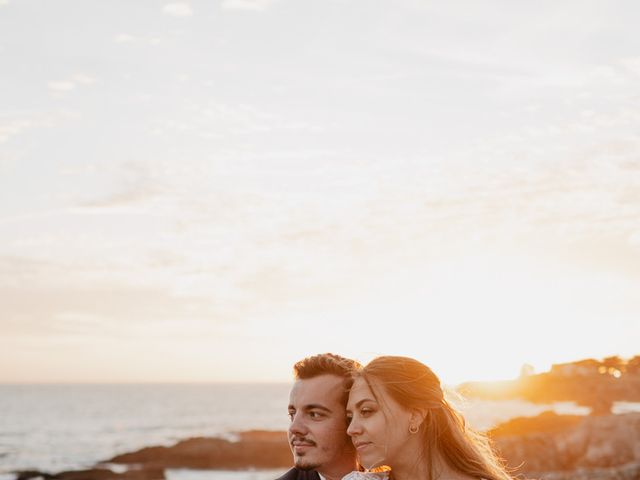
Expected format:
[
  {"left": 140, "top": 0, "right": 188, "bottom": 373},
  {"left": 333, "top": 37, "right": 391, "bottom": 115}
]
[{"left": 346, "top": 376, "right": 414, "bottom": 470}]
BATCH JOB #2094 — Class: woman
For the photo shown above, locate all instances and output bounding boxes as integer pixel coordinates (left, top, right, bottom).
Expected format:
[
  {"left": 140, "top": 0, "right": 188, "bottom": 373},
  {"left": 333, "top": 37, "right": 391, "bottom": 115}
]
[{"left": 345, "top": 356, "right": 513, "bottom": 480}]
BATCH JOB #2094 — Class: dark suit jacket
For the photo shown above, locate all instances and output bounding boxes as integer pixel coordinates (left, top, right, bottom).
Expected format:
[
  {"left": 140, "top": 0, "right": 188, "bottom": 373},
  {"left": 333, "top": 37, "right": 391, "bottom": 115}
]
[{"left": 275, "top": 467, "right": 322, "bottom": 480}]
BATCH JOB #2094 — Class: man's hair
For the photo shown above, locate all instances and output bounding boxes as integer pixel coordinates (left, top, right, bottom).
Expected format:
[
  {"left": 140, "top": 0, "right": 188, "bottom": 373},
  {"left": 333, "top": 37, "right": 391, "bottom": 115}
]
[
  {"left": 293, "top": 353, "right": 361, "bottom": 408},
  {"left": 293, "top": 352, "right": 361, "bottom": 380}
]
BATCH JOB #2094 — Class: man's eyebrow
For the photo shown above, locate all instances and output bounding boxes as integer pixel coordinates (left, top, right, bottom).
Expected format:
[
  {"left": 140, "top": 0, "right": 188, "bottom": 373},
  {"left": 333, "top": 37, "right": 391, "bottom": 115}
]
[{"left": 302, "top": 404, "right": 332, "bottom": 412}]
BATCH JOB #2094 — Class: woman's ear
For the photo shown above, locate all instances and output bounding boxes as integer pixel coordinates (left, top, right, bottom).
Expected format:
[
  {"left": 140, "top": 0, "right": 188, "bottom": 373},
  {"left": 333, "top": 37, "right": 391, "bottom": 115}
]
[{"left": 410, "top": 408, "right": 427, "bottom": 429}]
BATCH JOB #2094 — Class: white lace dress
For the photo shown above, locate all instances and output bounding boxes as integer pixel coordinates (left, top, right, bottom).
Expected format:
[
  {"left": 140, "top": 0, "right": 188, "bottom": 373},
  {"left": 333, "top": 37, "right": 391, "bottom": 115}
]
[{"left": 341, "top": 472, "right": 389, "bottom": 480}]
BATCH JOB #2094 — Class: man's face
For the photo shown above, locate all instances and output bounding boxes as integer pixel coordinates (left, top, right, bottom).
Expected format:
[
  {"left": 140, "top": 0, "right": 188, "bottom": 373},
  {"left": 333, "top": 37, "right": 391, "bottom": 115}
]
[{"left": 287, "top": 374, "right": 356, "bottom": 476}]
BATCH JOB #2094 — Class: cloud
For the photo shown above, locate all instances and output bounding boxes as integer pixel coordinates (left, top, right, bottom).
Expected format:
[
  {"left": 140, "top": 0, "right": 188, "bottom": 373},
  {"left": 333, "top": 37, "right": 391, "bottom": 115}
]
[
  {"left": 114, "top": 33, "right": 136, "bottom": 43},
  {"left": 47, "top": 81, "right": 76, "bottom": 92},
  {"left": 620, "top": 56, "right": 640, "bottom": 77},
  {"left": 0, "top": 255, "right": 55, "bottom": 282},
  {"left": 589, "top": 64, "right": 627, "bottom": 86},
  {"left": 47, "top": 73, "right": 96, "bottom": 93},
  {"left": 162, "top": 2, "right": 193, "bottom": 17},
  {"left": 0, "top": 249, "right": 269, "bottom": 343},
  {"left": 221, "top": 0, "right": 275, "bottom": 11},
  {"left": 150, "top": 101, "right": 321, "bottom": 139},
  {"left": 0, "top": 282, "right": 206, "bottom": 337},
  {"left": 0, "top": 110, "right": 78, "bottom": 143},
  {"left": 0, "top": 118, "right": 34, "bottom": 143},
  {"left": 77, "top": 185, "right": 158, "bottom": 209},
  {"left": 113, "top": 33, "right": 162, "bottom": 46},
  {"left": 71, "top": 73, "right": 96, "bottom": 85},
  {"left": 71, "top": 160, "right": 161, "bottom": 209}
]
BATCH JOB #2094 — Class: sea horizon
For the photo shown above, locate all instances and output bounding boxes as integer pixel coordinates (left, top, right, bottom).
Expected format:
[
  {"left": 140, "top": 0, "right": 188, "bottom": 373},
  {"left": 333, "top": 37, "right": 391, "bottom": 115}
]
[{"left": 3, "top": 382, "right": 638, "bottom": 476}]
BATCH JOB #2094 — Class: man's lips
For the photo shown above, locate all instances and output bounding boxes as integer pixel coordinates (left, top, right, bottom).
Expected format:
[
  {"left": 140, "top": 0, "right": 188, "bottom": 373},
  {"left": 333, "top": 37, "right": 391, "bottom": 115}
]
[{"left": 291, "top": 439, "right": 315, "bottom": 452}]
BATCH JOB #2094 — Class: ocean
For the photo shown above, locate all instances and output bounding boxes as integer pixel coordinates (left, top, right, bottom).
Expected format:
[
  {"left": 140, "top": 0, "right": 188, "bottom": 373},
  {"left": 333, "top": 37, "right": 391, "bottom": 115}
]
[{"left": 1, "top": 383, "right": 637, "bottom": 480}]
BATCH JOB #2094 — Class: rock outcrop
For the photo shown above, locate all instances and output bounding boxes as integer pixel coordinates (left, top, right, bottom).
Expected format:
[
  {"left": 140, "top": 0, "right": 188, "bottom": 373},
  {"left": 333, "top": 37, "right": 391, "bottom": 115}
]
[
  {"left": 15, "top": 468, "right": 165, "bottom": 480},
  {"left": 490, "top": 411, "right": 640, "bottom": 478},
  {"left": 529, "top": 462, "right": 640, "bottom": 480},
  {"left": 108, "top": 430, "right": 290, "bottom": 470},
  {"left": 458, "top": 366, "right": 640, "bottom": 416}
]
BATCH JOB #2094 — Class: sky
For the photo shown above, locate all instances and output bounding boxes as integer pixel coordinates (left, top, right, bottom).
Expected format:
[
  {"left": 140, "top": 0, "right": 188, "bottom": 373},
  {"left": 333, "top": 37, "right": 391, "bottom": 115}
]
[{"left": 1, "top": 0, "right": 639, "bottom": 385}]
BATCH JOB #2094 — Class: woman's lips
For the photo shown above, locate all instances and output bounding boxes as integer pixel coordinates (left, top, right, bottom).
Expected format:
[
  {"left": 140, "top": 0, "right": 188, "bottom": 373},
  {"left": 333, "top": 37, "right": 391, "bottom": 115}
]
[{"left": 354, "top": 441, "right": 373, "bottom": 451}]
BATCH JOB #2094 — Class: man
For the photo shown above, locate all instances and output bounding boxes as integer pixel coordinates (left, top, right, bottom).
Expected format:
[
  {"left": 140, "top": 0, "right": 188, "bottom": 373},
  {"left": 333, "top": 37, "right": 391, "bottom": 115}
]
[{"left": 277, "top": 353, "right": 360, "bottom": 480}]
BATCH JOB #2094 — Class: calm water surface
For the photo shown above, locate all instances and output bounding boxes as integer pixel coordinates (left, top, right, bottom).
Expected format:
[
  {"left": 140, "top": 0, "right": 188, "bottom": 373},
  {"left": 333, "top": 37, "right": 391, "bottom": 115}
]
[{"left": 1, "top": 383, "right": 636, "bottom": 480}]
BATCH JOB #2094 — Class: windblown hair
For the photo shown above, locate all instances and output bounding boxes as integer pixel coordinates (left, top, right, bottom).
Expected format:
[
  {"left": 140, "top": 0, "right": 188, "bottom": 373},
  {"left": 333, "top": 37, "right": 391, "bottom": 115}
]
[
  {"left": 294, "top": 352, "right": 362, "bottom": 380},
  {"left": 358, "top": 356, "right": 513, "bottom": 480},
  {"left": 293, "top": 353, "right": 362, "bottom": 407}
]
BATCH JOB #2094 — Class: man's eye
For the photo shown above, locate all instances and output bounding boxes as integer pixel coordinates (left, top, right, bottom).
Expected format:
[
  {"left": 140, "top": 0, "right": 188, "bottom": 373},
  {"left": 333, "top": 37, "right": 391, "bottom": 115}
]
[
  {"left": 288, "top": 411, "right": 295, "bottom": 421},
  {"left": 309, "top": 411, "right": 324, "bottom": 419}
]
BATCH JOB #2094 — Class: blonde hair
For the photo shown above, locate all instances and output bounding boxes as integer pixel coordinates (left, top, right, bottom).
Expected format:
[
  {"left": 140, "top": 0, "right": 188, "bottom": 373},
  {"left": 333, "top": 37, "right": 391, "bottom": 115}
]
[{"left": 358, "top": 356, "right": 513, "bottom": 480}]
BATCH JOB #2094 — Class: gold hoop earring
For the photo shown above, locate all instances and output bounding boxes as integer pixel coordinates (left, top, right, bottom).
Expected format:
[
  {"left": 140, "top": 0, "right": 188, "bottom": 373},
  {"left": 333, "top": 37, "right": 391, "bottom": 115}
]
[{"left": 409, "top": 424, "right": 419, "bottom": 434}]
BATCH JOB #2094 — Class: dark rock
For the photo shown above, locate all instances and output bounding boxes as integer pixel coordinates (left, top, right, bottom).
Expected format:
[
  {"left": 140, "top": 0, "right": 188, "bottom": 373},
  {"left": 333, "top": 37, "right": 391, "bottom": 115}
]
[
  {"left": 491, "top": 412, "right": 640, "bottom": 477},
  {"left": 56, "top": 468, "right": 165, "bottom": 480},
  {"left": 15, "top": 468, "right": 164, "bottom": 480},
  {"left": 489, "top": 411, "right": 584, "bottom": 437},
  {"left": 527, "top": 461, "right": 640, "bottom": 480},
  {"left": 108, "top": 431, "right": 291, "bottom": 470},
  {"left": 16, "top": 471, "right": 55, "bottom": 480}
]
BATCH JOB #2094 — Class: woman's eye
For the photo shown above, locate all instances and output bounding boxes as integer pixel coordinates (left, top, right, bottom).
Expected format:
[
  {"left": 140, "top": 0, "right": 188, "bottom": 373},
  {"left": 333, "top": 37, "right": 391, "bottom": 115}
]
[{"left": 361, "top": 408, "right": 373, "bottom": 416}]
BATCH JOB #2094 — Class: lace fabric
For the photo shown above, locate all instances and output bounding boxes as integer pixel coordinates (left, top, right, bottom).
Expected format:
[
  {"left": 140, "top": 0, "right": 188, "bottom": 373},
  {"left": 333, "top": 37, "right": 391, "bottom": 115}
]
[{"left": 341, "top": 471, "right": 389, "bottom": 480}]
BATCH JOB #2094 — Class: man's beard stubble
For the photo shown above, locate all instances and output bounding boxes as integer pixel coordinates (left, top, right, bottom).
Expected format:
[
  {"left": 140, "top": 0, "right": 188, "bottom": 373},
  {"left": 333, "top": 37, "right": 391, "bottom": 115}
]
[
  {"left": 293, "top": 446, "right": 320, "bottom": 471},
  {"left": 295, "top": 459, "right": 321, "bottom": 471}
]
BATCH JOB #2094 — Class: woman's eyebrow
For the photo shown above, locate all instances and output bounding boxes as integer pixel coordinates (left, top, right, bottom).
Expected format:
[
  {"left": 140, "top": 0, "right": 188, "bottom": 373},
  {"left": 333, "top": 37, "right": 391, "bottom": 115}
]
[{"left": 349, "top": 398, "right": 376, "bottom": 410}]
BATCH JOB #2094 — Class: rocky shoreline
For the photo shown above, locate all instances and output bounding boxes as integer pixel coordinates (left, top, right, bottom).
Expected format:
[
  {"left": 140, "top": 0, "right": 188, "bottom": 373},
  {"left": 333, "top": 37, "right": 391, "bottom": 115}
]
[
  {"left": 490, "top": 411, "right": 640, "bottom": 479},
  {"left": 14, "top": 412, "right": 640, "bottom": 480}
]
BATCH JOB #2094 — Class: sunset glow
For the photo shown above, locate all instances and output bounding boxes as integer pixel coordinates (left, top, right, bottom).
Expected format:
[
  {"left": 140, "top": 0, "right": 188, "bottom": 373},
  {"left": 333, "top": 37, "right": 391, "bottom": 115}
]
[{"left": 1, "top": 1, "right": 639, "bottom": 385}]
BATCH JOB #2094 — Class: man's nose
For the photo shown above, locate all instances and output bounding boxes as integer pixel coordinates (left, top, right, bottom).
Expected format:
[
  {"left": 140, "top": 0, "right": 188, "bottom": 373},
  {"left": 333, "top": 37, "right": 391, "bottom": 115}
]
[{"left": 288, "top": 412, "right": 308, "bottom": 436}]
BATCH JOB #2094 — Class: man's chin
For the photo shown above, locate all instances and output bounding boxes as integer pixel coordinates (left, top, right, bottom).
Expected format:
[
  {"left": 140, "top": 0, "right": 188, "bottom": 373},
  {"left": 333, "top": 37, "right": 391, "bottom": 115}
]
[{"left": 294, "top": 459, "right": 320, "bottom": 471}]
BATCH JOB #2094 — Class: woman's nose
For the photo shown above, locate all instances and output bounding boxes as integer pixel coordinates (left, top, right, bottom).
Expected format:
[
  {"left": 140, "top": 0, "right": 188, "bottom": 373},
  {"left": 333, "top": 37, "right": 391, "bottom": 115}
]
[{"left": 346, "top": 417, "right": 360, "bottom": 436}]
